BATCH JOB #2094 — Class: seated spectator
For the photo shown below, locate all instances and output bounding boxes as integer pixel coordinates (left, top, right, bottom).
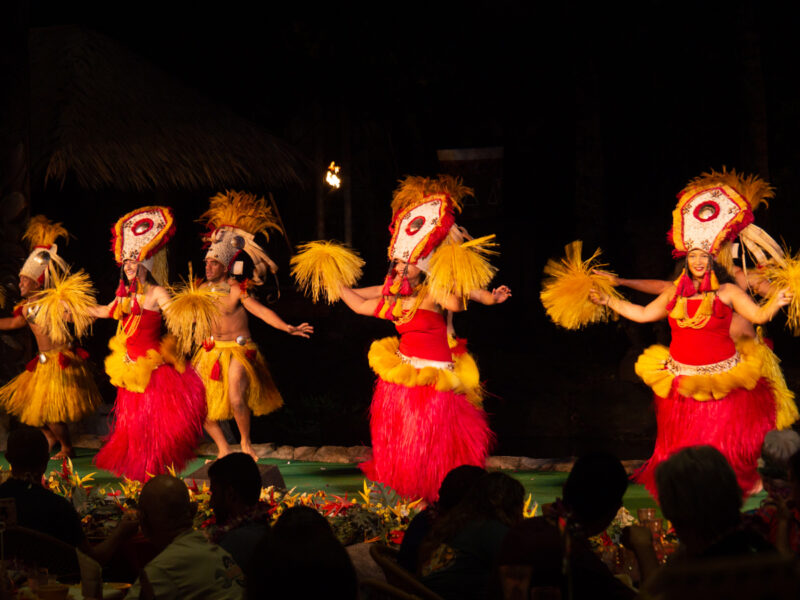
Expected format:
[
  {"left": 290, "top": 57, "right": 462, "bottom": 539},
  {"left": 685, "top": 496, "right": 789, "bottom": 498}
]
[
  {"left": 126, "top": 474, "right": 245, "bottom": 600},
  {"left": 418, "top": 471, "right": 525, "bottom": 600},
  {"left": 656, "top": 445, "right": 774, "bottom": 560},
  {"left": 246, "top": 505, "right": 357, "bottom": 600},
  {"left": 397, "top": 464, "right": 486, "bottom": 572},
  {"left": 495, "top": 452, "right": 656, "bottom": 600},
  {"left": 748, "top": 430, "right": 800, "bottom": 554},
  {"left": 207, "top": 452, "right": 270, "bottom": 567},
  {"left": 0, "top": 427, "right": 137, "bottom": 564}
]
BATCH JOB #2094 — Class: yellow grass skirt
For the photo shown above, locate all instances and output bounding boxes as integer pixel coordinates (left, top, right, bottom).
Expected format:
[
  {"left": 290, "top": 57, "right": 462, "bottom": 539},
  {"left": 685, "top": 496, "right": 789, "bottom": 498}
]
[
  {"left": 192, "top": 340, "right": 283, "bottom": 421},
  {"left": 367, "top": 336, "right": 483, "bottom": 408},
  {"left": 0, "top": 348, "right": 101, "bottom": 426},
  {"left": 635, "top": 337, "right": 797, "bottom": 429}
]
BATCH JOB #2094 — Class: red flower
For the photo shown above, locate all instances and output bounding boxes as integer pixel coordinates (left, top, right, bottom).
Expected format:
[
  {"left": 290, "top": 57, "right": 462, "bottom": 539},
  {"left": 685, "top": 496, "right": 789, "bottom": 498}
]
[{"left": 388, "top": 530, "right": 405, "bottom": 545}]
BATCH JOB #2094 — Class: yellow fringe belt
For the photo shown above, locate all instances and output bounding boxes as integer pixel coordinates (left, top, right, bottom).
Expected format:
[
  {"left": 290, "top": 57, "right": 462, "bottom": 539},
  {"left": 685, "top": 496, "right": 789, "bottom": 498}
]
[
  {"left": 635, "top": 337, "right": 797, "bottom": 428},
  {"left": 105, "top": 333, "right": 186, "bottom": 393},
  {"left": 368, "top": 336, "right": 483, "bottom": 408}
]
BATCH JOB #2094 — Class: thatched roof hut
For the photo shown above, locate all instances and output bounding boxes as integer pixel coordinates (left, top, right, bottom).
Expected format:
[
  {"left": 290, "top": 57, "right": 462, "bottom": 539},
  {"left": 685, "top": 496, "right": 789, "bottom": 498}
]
[{"left": 29, "top": 25, "right": 306, "bottom": 192}]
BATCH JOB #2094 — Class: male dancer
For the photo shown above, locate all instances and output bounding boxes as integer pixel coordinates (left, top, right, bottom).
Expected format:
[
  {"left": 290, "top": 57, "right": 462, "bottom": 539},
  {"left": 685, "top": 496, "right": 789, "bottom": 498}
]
[
  {"left": 0, "top": 216, "right": 100, "bottom": 458},
  {"left": 194, "top": 191, "right": 312, "bottom": 460}
]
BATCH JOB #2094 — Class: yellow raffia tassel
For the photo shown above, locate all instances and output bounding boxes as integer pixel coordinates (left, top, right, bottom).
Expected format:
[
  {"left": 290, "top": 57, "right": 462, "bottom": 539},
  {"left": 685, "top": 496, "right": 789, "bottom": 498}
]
[
  {"left": 426, "top": 235, "right": 498, "bottom": 308},
  {"left": 150, "top": 248, "right": 169, "bottom": 287},
  {"left": 28, "top": 269, "right": 97, "bottom": 345},
  {"left": 290, "top": 241, "right": 364, "bottom": 303},
  {"left": 165, "top": 264, "right": 222, "bottom": 355},
  {"left": 760, "top": 249, "right": 800, "bottom": 334},
  {"left": 540, "top": 240, "right": 623, "bottom": 330},
  {"left": 753, "top": 330, "right": 798, "bottom": 429}
]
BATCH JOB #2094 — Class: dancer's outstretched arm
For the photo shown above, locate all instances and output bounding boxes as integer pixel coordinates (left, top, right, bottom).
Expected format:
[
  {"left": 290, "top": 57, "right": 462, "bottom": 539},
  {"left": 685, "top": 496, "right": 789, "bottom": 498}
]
[
  {"left": 470, "top": 285, "right": 511, "bottom": 305},
  {"left": 241, "top": 291, "right": 313, "bottom": 337},
  {"left": 87, "top": 301, "right": 114, "bottom": 319},
  {"left": 590, "top": 286, "right": 672, "bottom": 323},
  {"left": 719, "top": 283, "right": 792, "bottom": 324},
  {"left": 593, "top": 269, "right": 670, "bottom": 295},
  {"left": 351, "top": 285, "right": 384, "bottom": 300},
  {"left": 0, "top": 314, "right": 26, "bottom": 330},
  {"left": 339, "top": 285, "right": 381, "bottom": 316}
]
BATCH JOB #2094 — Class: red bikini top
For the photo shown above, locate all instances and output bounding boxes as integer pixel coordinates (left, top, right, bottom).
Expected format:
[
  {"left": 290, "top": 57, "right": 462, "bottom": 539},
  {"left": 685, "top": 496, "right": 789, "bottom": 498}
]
[{"left": 395, "top": 309, "right": 453, "bottom": 362}]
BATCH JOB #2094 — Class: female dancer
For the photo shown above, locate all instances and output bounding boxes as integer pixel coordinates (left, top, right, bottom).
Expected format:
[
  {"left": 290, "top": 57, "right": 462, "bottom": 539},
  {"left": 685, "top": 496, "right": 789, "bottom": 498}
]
[
  {"left": 90, "top": 206, "right": 207, "bottom": 480},
  {"left": 293, "top": 175, "right": 507, "bottom": 502},
  {"left": 586, "top": 170, "right": 795, "bottom": 495}
]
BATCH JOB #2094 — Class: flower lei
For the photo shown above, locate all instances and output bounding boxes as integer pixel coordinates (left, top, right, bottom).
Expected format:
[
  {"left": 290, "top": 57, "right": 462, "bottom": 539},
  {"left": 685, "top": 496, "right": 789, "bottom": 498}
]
[{"left": 204, "top": 501, "right": 274, "bottom": 545}]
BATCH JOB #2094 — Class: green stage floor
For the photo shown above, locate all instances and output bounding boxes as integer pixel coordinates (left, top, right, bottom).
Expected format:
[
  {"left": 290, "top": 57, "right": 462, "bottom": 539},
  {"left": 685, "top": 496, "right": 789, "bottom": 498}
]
[{"left": 0, "top": 447, "right": 767, "bottom": 517}]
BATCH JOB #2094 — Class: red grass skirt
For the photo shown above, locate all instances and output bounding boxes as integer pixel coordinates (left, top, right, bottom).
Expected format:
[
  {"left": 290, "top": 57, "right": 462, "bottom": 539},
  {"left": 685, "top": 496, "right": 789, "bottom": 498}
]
[
  {"left": 634, "top": 378, "right": 776, "bottom": 496},
  {"left": 95, "top": 364, "right": 207, "bottom": 481},
  {"left": 360, "top": 378, "right": 493, "bottom": 502}
]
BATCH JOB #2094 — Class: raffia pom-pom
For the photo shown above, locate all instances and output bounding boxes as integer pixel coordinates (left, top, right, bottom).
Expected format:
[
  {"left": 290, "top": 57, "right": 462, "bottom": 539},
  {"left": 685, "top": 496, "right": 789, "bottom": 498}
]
[
  {"left": 427, "top": 235, "right": 498, "bottom": 307},
  {"left": 290, "top": 241, "right": 364, "bottom": 303},
  {"left": 760, "top": 250, "right": 800, "bottom": 335},
  {"left": 29, "top": 269, "right": 97, "bottom": 345},
  {"left": 539, "top": 240, "right": 623, "bottom": 330},
  {"left": 165, "top": 264, "right": 222, "bottom": 355}
]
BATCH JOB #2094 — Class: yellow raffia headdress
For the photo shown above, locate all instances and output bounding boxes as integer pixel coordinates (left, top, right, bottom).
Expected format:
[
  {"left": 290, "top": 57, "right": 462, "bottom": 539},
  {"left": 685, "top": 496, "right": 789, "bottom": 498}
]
[
  {"left": 540, "top": 241, "right": 623, "bottom": 330},
  {"left": 199, "top": 190, "right": 283, "bottom": 285},
  {"left": 20, "top": 215, "right": 69, "bottom": 287}
]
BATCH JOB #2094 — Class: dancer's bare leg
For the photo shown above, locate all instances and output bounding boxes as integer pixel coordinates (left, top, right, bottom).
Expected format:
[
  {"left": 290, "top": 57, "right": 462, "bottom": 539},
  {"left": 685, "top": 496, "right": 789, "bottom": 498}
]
[
  {"left": 40, "top": 426, "right": 57, "bottom": 453},
  {"left": 229, "top": 358, "right": 257, "bottom": 461},
  {"left": 47, "top": 422, "right": 75, "bottom": 459},
  {"left": 204, "top": 420, "right": 233, "bottom": 459}
]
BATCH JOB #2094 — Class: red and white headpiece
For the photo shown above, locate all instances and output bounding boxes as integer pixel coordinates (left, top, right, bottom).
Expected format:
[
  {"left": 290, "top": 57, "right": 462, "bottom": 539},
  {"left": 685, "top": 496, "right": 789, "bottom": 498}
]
[
  {"left": 669, "top": 169, "right": 782, "bottom": 265},
  {"left": 111, "top": 206, "right": 175, "bottom": 285},
  {"left": 387, "top": 175, "right": 472, "bottom": 273},
  {"left": 20, "top": 216, "right": 69, "bottom": 287},
  {"left": 199, "top": 191, "right": 282, "bottom": 285}
]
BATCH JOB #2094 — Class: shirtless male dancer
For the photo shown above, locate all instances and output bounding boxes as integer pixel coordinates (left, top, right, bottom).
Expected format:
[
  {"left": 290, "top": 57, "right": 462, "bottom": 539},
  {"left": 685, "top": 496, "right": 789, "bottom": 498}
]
[
  {"left": 0, "top": 216, "right": 100, "bottom": 458},
  {"left": 193, "top": 191, "right": 313, "bottom": 460}
]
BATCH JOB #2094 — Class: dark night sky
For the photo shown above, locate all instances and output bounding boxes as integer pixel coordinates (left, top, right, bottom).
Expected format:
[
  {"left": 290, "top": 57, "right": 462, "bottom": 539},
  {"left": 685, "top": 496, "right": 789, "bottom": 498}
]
[{"left": 13, "top": 1, "right": 800, "bottom": 454}]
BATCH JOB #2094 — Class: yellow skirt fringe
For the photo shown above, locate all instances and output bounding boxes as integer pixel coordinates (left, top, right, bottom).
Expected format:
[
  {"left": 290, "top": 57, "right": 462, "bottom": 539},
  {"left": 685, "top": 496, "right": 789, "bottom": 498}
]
[
  {"left": 105, "top": 333, "right": 186, "bottom": 393},
  {"left": 635, "top": 337, "right": 798, "bottom": 428},
  {"left": 0, "top": 348, "right": 101, "bottom": 426},
  {"left": 367, "top": 336, "right": 483, "bottom": 408},
  {"left": 192, "top": 340, "right": 283, "bottom": 421}
]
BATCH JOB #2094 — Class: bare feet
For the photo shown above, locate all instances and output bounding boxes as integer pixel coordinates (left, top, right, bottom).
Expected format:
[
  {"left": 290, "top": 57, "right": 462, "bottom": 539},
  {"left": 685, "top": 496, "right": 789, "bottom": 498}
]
[
  {"left": 240, "top": 442, "right": 259, "bottom": 462},
  {"left": 51, "top": 448, "right": 76, "bottom": 460}
]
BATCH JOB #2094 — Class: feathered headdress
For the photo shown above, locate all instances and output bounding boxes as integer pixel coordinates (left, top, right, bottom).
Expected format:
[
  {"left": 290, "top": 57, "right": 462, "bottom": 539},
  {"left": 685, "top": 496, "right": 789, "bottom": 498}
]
[
  {"left": 111, "top": 206, "right": 175, "bottom": 285},
  {"left": 668, "top": 168, "right": 785, "bottom": 300},
  {"left": 199, "top": 190, "right": 283, "bottom": 285},
  {"left": 109, "top": 206, "right": 175, "bottom": 320},
  {"left": 377, "top": 175, "right": 497, "bottom": 321},
  {"left": 20, "top": 215, "right": 69, "bottom": 288},
  {"left": 669, "top": 168, "right": 780, "bottom": 261}
]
